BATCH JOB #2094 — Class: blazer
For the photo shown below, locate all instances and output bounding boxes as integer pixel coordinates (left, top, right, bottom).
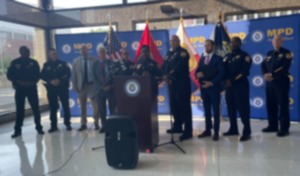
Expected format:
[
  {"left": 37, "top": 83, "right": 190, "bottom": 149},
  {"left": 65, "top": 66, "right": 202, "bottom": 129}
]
[
  {"left": 195, "top": 53, "right": 224, "bottom": 91},
  {"left": 93, "top": 59, "right": 114, "bottom": 98},
  {"left": 72, "top": 55, "right": 97, "bottom": 92}
]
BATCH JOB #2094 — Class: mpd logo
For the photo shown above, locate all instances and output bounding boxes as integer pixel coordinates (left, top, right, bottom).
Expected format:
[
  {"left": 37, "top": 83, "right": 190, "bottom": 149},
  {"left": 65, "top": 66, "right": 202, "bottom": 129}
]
[
  {"left": 252, "top": 31, "right": 264, "bottom": 42},
  {"left": 252, "top": 54, "right": 264, "bottom": 65},
  {"left": 69, "top": 99, "right": 75, "bottom": 108},
  {"left": 251, "top": 97, "right": 264, "bottom": 108},
  {"left": 132, "top": 41, "right": 139, "bottom": 51},
  {"left": 62, "top": 44, "right": 72, "bottom": 54},
  {"left": 124, "top": 79, "right": 141, "bottom": 97},
  {"left": 252, "top": 76, "right": 264, "bottom": 87}
]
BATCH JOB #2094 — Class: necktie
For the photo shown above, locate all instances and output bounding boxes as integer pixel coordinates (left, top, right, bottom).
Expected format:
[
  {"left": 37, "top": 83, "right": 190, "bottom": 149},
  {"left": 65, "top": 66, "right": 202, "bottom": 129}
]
[
  {"left": 205, "top": 55, "right": 210, "bottom": 65},
  {"left": 84, "top": 58, "right": 88, "bottom": 84}
]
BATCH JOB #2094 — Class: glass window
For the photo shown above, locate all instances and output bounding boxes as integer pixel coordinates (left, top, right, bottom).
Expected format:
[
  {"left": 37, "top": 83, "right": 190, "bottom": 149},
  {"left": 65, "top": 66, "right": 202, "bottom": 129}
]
[
  {"left": 15, "top": 0, "right": 40, "bottom": 8},
  {"left": 54, "top": 25, "right": 117, "bottom": 34},
  {"left": 135, "top": 18, "right": 205, "bottom": 31},
  {"left": 0, "top": 21, "right": 47, "bottom": 114},
  {"left": 53, "top": 0, "right": 122, "bottom": 10},
  {"left": 127, "top": 0, "right": 159, "bottom": 3}
]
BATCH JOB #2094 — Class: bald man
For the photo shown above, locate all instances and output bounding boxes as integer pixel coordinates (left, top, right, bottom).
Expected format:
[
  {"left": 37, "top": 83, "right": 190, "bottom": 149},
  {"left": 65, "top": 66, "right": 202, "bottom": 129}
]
[
  {"left": 72, "top": 45, "right": 100, "bottom": 131},
  {"left": 162, "top": 35, "right": 193, "bottom": 141},
  {"left": 261, "top": 35, "right": 293, "bottom": 137}
]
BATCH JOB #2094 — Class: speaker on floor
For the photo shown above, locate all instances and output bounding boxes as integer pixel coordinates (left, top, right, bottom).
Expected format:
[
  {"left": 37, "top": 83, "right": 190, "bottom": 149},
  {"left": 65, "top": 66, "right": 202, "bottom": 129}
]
[{"left": 105, "top": 115, "right": 139, "bottom": 169}]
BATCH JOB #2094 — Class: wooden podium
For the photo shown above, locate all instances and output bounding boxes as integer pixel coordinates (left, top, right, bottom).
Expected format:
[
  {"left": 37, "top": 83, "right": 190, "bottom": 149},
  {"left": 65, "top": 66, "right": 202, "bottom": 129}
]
[{"left": 113, "top": 76, "right": 159, "bottom": 152}]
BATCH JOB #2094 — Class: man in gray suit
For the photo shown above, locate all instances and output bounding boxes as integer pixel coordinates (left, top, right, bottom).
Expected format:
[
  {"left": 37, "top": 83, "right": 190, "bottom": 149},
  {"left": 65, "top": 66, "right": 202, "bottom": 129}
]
[
  {"left": 93, "top": 45, "right": 116, "bottom": 133},
  {"left": 72, "top": 45, "right": 100, "bottom": 131}
]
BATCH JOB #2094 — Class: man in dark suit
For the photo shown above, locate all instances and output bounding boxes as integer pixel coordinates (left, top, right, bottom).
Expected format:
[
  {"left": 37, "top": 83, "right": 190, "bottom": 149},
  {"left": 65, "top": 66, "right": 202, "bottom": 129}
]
[
  {"left": 7, "top": 46, "right": 44, "bottom": 138},
  {"left": 41, "top": 49, "right": 72, "bottom": 133},
  {"left": 195, "top": 40, "right": 224, "bottom": 141},
  {"left": 162, "top": 35, "right": 193, "bottom": 141},
  {"left": 223, "top": 37, "right": 252, "bottom": 142},
  {"left": 93, "top": 45, "right": 116, "bottom": 133},
  {"left": 261, "top": 35, "right": 292, "bottom": 137}
]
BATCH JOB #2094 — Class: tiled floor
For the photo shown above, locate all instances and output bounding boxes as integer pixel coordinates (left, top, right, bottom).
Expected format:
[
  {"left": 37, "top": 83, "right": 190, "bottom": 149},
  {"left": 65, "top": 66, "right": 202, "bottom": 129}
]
[{"left": 0, "top": 114, "right": 299, "bottom": 176}]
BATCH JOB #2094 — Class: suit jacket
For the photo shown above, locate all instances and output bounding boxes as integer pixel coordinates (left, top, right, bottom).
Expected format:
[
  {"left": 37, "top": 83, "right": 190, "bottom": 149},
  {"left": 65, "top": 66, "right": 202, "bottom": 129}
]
[
  {"left": 195, "top": 53, "right": 224, "bottom": 91},
  {"left": 72, "top": 55, "right": 97, "bottom": 92},
  {"left": 93, "top": 59, "right": 114, "bottom": 98}
]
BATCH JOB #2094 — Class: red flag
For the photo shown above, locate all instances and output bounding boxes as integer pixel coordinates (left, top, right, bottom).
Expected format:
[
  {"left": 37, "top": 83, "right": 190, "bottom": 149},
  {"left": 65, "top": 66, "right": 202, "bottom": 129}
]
[{"left": 133, "top": 21, "right": 164, "bottom": 68}]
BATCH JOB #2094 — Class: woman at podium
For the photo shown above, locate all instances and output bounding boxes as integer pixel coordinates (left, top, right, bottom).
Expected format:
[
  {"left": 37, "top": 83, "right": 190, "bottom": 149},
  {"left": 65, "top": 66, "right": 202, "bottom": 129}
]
[{"left": 133, "top": 45, "right": 162, "bottom": 83}]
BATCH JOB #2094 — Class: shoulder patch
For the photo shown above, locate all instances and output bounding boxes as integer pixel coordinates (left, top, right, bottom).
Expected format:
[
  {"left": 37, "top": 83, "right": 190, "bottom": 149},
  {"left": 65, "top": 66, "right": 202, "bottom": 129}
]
[
  {"left": 245, "top": 56, "right": 251, "bottom": 63},
  {"left": 286, "top": 52, "right": 293, "bottom": 59},
  {"left": 180, "top": 51, "right": 187, "bottom": 58},
  {"left": 223, "top": 57, "right": 227, "bottom": 62}
]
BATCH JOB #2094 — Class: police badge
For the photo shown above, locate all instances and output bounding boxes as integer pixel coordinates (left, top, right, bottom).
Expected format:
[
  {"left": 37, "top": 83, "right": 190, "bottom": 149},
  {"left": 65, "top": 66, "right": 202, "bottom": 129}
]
[
  {"left": 15, "top": 64, "right": 21, "bottom": 69},
  {"left": 180, "top": 51, "right": 187, "bottom": 58}
]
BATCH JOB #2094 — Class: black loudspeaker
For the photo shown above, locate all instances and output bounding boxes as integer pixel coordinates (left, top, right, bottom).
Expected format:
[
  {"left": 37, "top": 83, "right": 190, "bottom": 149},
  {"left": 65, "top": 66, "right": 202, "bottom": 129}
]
[{"left": 105, "top": 115, "right": 139, "bottom": 169}]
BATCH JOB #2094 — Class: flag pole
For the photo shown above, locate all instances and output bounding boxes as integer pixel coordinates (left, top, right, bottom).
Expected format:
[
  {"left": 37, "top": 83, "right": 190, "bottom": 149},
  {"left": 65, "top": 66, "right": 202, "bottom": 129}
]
[{"left": 145, "top": 8, "right": 149, "bottom": 24}]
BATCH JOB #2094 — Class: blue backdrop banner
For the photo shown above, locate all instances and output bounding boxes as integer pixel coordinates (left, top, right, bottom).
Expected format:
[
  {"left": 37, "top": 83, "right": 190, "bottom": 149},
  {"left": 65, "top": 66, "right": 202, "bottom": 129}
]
[{"left": 56, "top": 14, "right": 300, "bottom": 121}]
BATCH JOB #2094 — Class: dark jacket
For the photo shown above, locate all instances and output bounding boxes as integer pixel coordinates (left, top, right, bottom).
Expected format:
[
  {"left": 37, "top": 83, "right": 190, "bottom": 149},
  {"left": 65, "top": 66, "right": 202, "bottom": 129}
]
[{"left": 195, "top": 53, "right": 224, "bottom": 91}]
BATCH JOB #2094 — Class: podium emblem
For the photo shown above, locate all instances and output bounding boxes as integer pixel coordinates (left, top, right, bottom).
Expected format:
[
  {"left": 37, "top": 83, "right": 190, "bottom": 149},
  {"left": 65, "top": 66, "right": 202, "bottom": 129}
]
[{"left": 124, "top": 79, "right": 141, "bottom": 97}]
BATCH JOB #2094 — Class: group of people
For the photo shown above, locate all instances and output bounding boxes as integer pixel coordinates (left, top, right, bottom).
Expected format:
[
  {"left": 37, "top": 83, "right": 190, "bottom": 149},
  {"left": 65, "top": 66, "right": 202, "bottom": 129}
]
[{"left": 7, "top": 34, "right": 292, "bottom": 143}]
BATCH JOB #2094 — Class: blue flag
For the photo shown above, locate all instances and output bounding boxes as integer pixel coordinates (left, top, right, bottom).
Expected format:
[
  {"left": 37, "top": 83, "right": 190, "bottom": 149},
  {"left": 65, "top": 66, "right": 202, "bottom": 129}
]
[{"left": 212, "top": 21, "right": 231, "bottom": 57}]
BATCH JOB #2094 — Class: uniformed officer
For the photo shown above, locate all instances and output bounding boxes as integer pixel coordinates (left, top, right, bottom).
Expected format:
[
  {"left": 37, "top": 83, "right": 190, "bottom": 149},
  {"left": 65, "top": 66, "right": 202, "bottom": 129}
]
[
  {"left": 162, "top": 35, "right": 193, "bottom": 141},
  {"left": 261, "top": 35, "right": 292, "bottom": 137},
  {"left": 223, "top": 37, "right": 252, "bottom": 142},
  {"left": 134, "top": 45, "right": 162, "bottom": 84},
  {"left": 196, "top": 39, "right": 224, "bottom": 141},
  {"left": 111, "top": 49, "right": 134, "bottom": 76},
  {"left": 7, "top": 46, "right": 44, "bottom": 138},
  {"left": 41, "top": 49, "right": 72, "bottom": 133}
]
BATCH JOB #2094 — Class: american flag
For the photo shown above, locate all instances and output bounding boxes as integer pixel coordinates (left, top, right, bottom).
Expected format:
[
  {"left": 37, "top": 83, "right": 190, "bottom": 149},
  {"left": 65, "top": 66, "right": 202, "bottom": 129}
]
[{"left": 104, "top": 26, "right": 122, "bottom": 61}]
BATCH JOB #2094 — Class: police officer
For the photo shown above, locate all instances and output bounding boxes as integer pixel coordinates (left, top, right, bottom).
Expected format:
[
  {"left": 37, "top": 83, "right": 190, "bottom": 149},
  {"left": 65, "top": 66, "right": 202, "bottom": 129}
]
[
  {"left": 223, "top": 37, "right": 252, "bottom": 142},
  {"left": 261, "top": 35, "right": 292, "bottom": 137},
  {"left": 111, "top": 49, "right": 134, "bottom": 76},
  {"left": 134, "top": 45, "right": 162, "bottom": 84},
  {"left": 7, "top": 46, "right": 44, "bottom": 138},
  {"left": 41, "top": 49, "right": 72, "bottom": 133},
  {"left": 162, "top": 35, "right": 193, "bottom": 141}
]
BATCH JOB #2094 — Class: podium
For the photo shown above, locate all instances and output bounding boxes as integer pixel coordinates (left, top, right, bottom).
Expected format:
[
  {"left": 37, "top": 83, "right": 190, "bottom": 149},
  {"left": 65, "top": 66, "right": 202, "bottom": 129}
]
[{"left": 113, "top": 76, "right": 159, "bottom": 152}]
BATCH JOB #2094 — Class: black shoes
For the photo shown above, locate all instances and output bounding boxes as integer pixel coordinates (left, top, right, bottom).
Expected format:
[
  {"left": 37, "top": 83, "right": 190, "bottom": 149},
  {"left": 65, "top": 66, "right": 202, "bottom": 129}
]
[
  {"left": 277, "top": 131, "right": 289, "bottom": 137},
  {"left": 37, "top": 130, "right": 45, "bottom": 135},
  {"left": 239, "top": 135, "right": 251, "bottom": 142},
  {"left": 48, "top": 128, "right": 59, "bottom": 133},
  {"left": 66, "top": 125, "right": 72, "bottom": 131},
  {"left": 262, "top": 126, "right": 278, "bottom": 133},
  {"left": 179, "top": 133, "right": 193, "bottom": 141},
  {"left": 197, "top": 131, "right": 211, "bottom": 138},
  {"left": 78, "top": 125, "right": 87, "bottom": 131},
  {"left": 223, "top": 131, "right": 239, "bottom": 136},
  {"left": 11, "top": 132, "right": 22, "bottom": 138},
  {"left": 99, "top": 127, "right": 105, "bottom": 134},
  {"left": 212, "top": 134, "right": 219, "bottom": 141},
  {"left": 95, "top": 124, "right": 100, "bottom": 131},
  {"left": 166, "top": 128, "right": 183, "bottom": 134}
]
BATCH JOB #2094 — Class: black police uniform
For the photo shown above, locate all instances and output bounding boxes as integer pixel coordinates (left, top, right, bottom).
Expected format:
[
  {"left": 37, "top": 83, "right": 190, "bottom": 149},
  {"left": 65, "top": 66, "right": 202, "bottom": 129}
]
[
  {"left": 224, "top": 49, "right": 252, "bottom": 137},
  {"left": 7, "top": 57, "right": 43, "bottom": 135},
  {"left": 111, "top": 59, "right": 134, "bottom": 76},
  {"left": 41, "top": 60, "right": 71, "bottom": 129},
  {"left": 134, "top": 57, "right": 162, "bottom": 85},
  {"left": 261, "top": 47, "right": 292, "bottom": 134},
  {"left": 162, "top": 47, "right": 193, "bottom": 136}
]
